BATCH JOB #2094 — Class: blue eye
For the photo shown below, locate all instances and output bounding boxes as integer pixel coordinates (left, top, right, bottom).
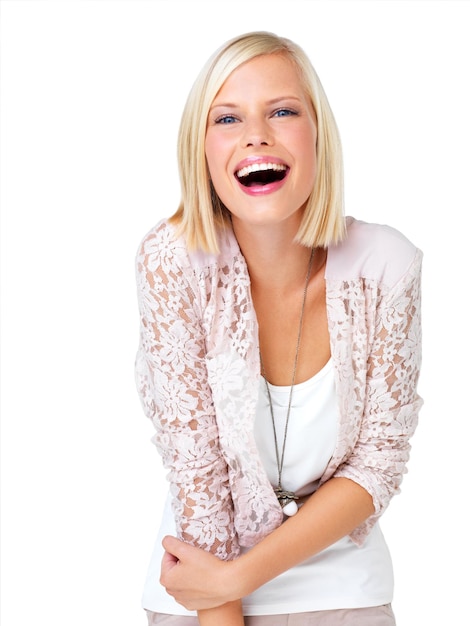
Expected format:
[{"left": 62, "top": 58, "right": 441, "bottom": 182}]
[
  {"left": 215, "top": 115, "right": 239, "bottom": 124},
  {"left": 273, "top": 108, "right": 297, "bottom": 118}
]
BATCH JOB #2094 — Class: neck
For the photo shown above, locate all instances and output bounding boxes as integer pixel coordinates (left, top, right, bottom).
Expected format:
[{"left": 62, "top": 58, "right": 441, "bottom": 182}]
[{"left": 231, "top": 218, "right": 322, "bottom": 293}]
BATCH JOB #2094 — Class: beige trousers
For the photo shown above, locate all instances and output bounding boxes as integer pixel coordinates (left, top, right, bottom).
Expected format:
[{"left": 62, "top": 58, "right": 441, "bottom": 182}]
[{"left": 146, "top": 604, "right": 396, "bottom": 625}]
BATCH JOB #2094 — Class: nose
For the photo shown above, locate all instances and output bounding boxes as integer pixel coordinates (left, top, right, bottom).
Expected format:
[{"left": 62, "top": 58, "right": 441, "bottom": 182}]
[{"left": 241, "top": 116, "right": 274, "bottom": 147}]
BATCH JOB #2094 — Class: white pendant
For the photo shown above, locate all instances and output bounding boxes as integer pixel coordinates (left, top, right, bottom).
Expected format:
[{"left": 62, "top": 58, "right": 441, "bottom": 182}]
[{"left": 282, "top": 500, "right": 298, "bottom": 516}]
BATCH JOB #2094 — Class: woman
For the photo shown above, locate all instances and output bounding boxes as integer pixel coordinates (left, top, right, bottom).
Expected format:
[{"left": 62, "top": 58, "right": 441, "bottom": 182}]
[{"left": 135, "top": 31, "right": 423, "bottom": 626}]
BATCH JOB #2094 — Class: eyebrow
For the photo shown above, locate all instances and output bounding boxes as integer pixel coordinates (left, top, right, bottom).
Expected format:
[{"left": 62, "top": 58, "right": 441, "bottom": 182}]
[{"left": 209, "top": 95, "right": 303, "bottom": 111}]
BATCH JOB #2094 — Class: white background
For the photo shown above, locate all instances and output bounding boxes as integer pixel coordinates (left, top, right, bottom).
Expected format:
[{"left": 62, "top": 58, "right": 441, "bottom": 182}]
[{"left": 1, "top": 1, "right": 468, "bottom": 624}]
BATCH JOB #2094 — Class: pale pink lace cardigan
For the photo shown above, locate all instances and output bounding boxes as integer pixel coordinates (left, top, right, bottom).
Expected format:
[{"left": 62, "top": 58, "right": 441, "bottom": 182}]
[{"left": 135, "top": 216, "right": 423, "bottom": 559}]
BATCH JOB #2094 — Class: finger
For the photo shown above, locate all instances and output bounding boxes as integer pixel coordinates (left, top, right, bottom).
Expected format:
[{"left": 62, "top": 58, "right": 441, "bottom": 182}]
[
  {"left": 161, "top": 549, "right": 179, "bottom": 567},
  {"left": 162, "top": 535, "right": 187, "bottom": 559},
  {"left": 160, "top": 551, "right": 179, "bottom": 591}
]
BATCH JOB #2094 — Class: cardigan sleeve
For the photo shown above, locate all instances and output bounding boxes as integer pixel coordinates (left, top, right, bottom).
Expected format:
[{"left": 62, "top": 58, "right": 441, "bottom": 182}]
[
  {"left": 334, "top": 250, "right": 423, "bottom": 544},
  {"left": 134, "top": 224, "right": 240, "bottom": 560}
]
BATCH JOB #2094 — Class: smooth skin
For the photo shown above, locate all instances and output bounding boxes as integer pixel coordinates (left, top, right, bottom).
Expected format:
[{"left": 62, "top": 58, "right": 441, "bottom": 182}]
[{"left": 161, "top": 54, "right": 375, "bottom": 626}]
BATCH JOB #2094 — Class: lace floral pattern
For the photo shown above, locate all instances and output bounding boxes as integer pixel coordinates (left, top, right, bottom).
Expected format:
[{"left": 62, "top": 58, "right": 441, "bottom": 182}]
[
  {"left": 135, "top": 223, "right": 283, "bottom": 559},
  {"left": 323, "top": 258, "right": 423, "bottom": 544},
  {"left": 135, "top": 218, "right": 422, "bottom": 557}
]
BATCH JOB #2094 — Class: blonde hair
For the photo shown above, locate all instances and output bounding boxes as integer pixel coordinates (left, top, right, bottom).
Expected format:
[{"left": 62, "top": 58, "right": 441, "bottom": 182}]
[{"left": 170, "top": 31, "right": 345, "bottom": 253}]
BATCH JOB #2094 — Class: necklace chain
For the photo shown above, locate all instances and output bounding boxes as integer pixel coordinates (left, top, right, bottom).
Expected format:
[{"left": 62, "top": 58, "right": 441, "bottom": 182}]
[{"left": 260, "top": 248, "right": 315, "bottom": 513}]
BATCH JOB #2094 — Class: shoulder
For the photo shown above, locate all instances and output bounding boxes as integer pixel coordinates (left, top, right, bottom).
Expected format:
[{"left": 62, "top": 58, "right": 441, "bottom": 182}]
[
  {"left": 135, "top": 219, "right": 241, "bottom": 274},
  {"left": 326, "top": 216, "right": 422, "bottom": 288},
  {"left": 136, "top": 220, "right": 188, "bottom": 268}
]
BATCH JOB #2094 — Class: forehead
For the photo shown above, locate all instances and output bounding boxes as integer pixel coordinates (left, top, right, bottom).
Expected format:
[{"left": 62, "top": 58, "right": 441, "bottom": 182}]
[{"left": 211, "top": 53, "right": 307, "bottom": 105}]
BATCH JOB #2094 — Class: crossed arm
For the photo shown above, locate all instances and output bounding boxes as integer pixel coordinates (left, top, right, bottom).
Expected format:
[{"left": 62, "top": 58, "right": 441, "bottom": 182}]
[{"left": 160, "top": 476, "right": 374, "bottom": 624}]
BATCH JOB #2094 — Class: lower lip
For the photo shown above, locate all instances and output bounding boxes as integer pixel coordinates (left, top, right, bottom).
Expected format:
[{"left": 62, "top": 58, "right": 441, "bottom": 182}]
[{"left": 235, "top": 171, "right": 289, "bottom": 196}]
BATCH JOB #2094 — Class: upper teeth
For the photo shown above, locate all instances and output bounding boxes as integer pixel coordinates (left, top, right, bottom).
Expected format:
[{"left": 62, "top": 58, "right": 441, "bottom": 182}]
[{"left": 236, "top": 162, "right": 287, "bottom": 178}]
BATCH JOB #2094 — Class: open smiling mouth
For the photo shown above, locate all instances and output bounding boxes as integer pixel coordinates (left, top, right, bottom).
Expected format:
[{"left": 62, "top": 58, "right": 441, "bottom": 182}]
[{"left": 236, "top": 162, "right": 288, "bottom": 187}]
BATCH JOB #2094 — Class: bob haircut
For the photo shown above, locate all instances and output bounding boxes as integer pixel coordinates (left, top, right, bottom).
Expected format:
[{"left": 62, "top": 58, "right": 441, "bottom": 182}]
[{"left": 169, "top": 31, "right": 345, "bottom": 253}]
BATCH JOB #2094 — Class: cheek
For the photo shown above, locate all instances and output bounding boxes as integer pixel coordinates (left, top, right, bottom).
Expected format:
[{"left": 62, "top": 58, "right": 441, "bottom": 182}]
[
  {"left": 205, "top": 143, "right": 233, "bottom": 202},
  {"left": 298, "top": 130, "right": 317, "bottom": 184},
  {"left": 294, "top": 123, "right": 317, "bottom": 154},
  {"left": 205, "top": 133, "right": 226, "bottom": 178}
]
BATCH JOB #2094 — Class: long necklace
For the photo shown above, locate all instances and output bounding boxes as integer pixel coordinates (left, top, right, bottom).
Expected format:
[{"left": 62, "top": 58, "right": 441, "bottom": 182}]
[{"left": 260, "top": 248, "right": 315, "bottom": 517}]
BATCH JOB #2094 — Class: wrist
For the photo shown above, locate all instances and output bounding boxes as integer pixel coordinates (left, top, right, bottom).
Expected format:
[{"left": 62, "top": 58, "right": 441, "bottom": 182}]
[
  {"left": 226, "top": 554, "right": 253, "bottom": 600},
  {"left": 198, "top": 600, "right": 243, "bottom": 626}
]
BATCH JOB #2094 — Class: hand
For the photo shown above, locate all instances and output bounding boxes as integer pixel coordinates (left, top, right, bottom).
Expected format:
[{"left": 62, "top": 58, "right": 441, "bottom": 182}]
[{"left": 160, "top": 535, "right": 238, "bottom": 611}]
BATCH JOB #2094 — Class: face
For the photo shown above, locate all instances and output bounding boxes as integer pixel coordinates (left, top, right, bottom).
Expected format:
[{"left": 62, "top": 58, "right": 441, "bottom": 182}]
[{"left": 205, "top": 53, "right": 317, "bottom": 232}]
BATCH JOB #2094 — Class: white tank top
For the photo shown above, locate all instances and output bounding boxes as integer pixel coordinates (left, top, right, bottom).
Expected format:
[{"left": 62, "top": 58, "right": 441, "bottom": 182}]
[
  {"left": 141, "top": 360, "right": 394, "bottom": 615},
  {"left": 241, "top": 358, "right": 394, "bottom": 615}
]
